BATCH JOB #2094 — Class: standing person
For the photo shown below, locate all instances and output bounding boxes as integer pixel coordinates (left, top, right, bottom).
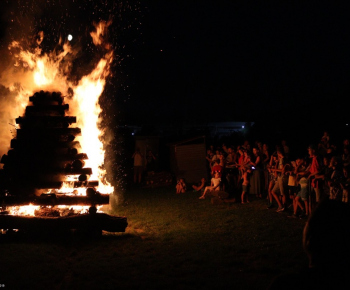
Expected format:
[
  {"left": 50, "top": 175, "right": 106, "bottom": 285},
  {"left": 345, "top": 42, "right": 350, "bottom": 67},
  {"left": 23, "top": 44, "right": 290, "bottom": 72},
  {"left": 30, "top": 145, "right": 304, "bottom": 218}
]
[
  {"left": 341, "top": 166, "right": 350, "bottom": 203},
  {"left": 288, "top": 158, "right": 309, "bottom": 218},
  {"left": 249, "top": 147, "right": 264, "bottom": 198},
  {"left": 145, "top": 149, "right": 156, "bottom": 173},
  {"left": 306, "top": 145, "right": 324, "bottom": 211},
  {"left": 281, "top": 140, "right": 290, "bottom": 160},
  {"left": 267, "top": 153, "right": 278, "bottom": 209},
  {"left": 241, "top": 167, "right": 251, "bottom": 204},
  {"left": 262, "top": 143, "right": 270, "bottom": 195},
  {"left": 341, "top": 146, "right": 350, "bottom": 167},
  {"left": 132, "top": 147, "right": 144, "bottom": 184},
  {"left": 205, "top": 148, "right": 214, "bottom": 176},
  {"left": 211, "top": 158, "right": 223, "bottom": 178},
  {"left": 270, "top": 150, "right": 288, "bottom": 212}
]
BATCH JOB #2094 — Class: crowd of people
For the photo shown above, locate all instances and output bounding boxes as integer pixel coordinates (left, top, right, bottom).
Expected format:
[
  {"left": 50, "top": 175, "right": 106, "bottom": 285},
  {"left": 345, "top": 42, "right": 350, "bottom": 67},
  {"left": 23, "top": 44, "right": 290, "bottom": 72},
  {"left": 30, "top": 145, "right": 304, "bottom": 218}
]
[{"left": 184, "top": 131, "right": 350, "bottom": 219}]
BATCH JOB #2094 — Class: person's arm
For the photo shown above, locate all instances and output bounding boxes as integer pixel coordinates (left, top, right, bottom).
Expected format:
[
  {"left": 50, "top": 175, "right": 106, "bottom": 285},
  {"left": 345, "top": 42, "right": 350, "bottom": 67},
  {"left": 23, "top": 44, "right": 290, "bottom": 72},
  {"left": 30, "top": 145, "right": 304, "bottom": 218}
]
[{"left": 263, "top": 151, "right": 270, "bottom": 163}]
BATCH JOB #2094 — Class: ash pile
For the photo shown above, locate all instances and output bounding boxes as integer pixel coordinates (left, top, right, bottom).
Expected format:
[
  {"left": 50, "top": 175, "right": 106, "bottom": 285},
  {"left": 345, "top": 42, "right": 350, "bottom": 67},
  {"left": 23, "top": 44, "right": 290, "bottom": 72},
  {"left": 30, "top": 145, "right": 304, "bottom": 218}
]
[{"left": 0, "top": 91, "right": 127, "bottom": 233}]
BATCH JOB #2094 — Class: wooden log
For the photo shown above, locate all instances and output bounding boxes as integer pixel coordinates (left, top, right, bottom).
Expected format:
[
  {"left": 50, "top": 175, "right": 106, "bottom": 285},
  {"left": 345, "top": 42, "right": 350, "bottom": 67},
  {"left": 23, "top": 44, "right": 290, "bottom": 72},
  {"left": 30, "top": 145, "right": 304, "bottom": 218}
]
[
  {"left": 0, "top": 213, "right": 127, "bottom": 232},
  {"left": 11, "top": 139, "right": 81, "bottom": 150},
  {"left": 16, "top": 116, "right": 76, "bottom": 126},
  {"left": 65, "top": 180, "right": 99, "bottom": 188},
  {"left": 0, "top": 193, "right": 109, "bottom": 206},
  {"left": 16, "top": 128, "right": 81, "bottom": 139},
  {"left": 25, "top": 104, "right": 69, "bottom": 115},
  {"left": 29, "top": 91, "right": 64, "bottom": 105}
]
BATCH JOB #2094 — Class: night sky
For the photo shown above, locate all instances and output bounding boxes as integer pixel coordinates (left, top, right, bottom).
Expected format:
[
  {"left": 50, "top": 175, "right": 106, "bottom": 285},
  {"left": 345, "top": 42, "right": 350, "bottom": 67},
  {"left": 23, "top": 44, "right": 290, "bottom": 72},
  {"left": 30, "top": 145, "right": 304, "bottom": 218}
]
[{"left": 1, "top": 1, "right": 350, "bottom": 127}]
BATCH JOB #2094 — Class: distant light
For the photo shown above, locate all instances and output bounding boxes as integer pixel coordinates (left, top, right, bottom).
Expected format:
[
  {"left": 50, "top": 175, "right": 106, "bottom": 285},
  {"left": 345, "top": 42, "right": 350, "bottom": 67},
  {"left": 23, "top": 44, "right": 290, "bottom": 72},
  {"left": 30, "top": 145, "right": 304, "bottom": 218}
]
[
  {"left": 67, "top": 34, "right": 73, "bottom": 41},
  {"left": 242, "top": 125, "right": 245, "bottom": 129},
  {"left": 346, "top": 124, "right": 349, "bottom": 126},
  {"left": 131, "top": 132, "right": 135, "bottom": 136}
]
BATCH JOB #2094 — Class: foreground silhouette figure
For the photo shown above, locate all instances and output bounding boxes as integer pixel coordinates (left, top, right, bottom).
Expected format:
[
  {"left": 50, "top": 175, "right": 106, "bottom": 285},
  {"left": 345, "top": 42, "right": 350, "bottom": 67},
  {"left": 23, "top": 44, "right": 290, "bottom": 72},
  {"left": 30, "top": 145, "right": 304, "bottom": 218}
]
[{"left": 268, "top": 199, "right": 350, "bottom": 289}]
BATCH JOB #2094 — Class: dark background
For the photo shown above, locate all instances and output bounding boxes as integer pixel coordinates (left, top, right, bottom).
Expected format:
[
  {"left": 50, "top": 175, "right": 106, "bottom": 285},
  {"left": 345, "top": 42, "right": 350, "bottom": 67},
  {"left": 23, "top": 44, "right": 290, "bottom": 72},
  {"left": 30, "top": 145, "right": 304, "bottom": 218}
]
[
  {"left": 1, "top": 1, "right": 350, "bottom": 136},
  {"left": 121, "top": 1, "right": 350, "bottom": 126}
]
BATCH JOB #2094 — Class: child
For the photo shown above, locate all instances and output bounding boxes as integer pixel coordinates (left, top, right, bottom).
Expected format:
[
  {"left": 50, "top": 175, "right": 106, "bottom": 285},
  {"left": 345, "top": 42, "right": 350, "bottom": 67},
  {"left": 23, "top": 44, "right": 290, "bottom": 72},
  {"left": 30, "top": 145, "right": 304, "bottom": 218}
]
[
  {"left": 192, "top": 177, "right": 206, "bottom": 192},
  {"left": 199, "top": 172, "right": 221, "bottom": 199},
  {"left": 289, "top": 175, "right": 309, "bottom": 218},
  {"left": 289, "top": 159, "right": 309, "bottom": 218},
  {"left": 266, "top": 153, "right": 278, "bottom": 209},
  {"left": 176, "top": 178, "right": 187, "bottom": 194},
  {"left": 241, "top": 167, "right": 251, "bottom": 204}
]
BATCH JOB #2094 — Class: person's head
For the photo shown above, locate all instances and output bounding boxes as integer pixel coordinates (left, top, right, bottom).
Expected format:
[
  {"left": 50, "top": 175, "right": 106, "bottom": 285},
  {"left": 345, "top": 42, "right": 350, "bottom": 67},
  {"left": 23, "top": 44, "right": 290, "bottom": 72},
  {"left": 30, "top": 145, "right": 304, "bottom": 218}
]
[
  {"left": 214, "top": 171, "right": 220, "bottom": 178},
  {"left": 252, "top": 147, "right": 259, "bottom": 155},
  {"left": 307, "top": 145, "right": 317, "bottom": 157},
  {"left": 276, "top": 150, "right": 284, "bottom": 159},
  {"left": 303, "top": 200, "right": 350, "bottom": 269}
]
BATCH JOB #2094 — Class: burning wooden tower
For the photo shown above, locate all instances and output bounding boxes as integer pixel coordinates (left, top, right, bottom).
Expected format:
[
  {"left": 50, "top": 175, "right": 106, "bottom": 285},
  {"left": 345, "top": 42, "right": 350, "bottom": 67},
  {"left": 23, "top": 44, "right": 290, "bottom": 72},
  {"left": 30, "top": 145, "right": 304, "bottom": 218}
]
[{"left": 0, "top": 90, "right": 127, "bottom": 234}]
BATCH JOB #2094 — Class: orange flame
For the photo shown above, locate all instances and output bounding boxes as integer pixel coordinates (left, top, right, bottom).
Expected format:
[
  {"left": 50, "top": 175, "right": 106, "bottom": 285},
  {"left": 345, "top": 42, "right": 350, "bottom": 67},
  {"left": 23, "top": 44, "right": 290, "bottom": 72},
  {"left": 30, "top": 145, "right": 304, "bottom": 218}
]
[{"left": 1, "top": 21, "right": 115, "bottom": 215}]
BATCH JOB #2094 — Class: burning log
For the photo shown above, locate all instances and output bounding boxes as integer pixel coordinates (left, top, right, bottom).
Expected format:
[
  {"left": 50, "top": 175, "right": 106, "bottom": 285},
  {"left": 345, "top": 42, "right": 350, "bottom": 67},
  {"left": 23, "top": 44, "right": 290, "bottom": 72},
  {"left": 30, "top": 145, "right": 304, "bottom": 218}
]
[
  {"left": 25, "top": 104, "right": 69, "bottom": 116},
  {"left": 10, "top": 139, "right": 81, "bottom": 152},
  {"left": 29, "top": 91, "right": 64, "bottom": 105},
  {"left": 0, "top": 213, "right": 128, "bottom": 233},
  {"left": 0, "top": 88, "right": 124, "bottom": 233},
  {"left": 16, "top": 116, "right": 76, "bottom": 128},
  {"left": 16, "top": 128, "right": 81, "bottom": 139},
  {"left": 0, "top": 192, "right": 109, "bottom": 206}
]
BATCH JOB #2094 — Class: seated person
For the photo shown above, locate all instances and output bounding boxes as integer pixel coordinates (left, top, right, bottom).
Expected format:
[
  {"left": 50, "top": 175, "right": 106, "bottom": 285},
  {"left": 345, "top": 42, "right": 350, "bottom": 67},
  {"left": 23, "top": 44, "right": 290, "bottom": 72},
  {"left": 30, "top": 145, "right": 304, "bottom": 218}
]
[
  {"left": 199, "top": 172, "right": 223, "bottom": 199},
  {"left": 192, "top": 177, "right": 207, "bottom": 192},
  {"left": 176, "top": 178, "right": 187, "bottom": 194}
]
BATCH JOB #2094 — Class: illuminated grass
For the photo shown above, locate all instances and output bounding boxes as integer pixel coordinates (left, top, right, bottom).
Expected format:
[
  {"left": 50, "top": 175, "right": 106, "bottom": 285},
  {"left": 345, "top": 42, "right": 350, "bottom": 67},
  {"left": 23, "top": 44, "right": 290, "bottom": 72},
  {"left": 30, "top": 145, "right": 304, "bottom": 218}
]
[{"left": 0, "top": 186, "right": 307, "bottom": 289}]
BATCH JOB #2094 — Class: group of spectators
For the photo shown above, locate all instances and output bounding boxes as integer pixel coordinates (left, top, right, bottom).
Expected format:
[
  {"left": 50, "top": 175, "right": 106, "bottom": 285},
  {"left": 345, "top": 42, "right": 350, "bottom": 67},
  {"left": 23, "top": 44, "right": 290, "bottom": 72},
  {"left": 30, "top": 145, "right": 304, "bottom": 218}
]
[{"left": 199, "top": 131, "right": 350, "bottom": 218}]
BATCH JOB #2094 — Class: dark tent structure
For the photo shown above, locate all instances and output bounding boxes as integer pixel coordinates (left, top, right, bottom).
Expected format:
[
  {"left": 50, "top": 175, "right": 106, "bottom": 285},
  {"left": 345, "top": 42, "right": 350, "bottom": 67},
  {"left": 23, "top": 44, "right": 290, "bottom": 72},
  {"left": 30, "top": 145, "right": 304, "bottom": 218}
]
[{"left": 169, "top": 136, "right": 208, "bottom": 184}]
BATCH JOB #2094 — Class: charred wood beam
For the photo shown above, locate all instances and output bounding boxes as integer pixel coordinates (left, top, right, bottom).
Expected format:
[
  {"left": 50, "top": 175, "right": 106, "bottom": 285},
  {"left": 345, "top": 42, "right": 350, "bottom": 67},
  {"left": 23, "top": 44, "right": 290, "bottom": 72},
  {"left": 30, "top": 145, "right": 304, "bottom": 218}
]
[
  {"left": 0, "top": 213, "right": 127, "bottom": 232},
  {"left": 16, "top": 116, "right": 76, "bottom": 126},
  {"left": 25, "top": 104, "right": 69, "bottom": 115},
  {"left": 29, "top": 91, "right": 64, "bottom": 104},
  {"left": 16, "top": 128, "right": 81, "bottom": 139},
  {"left": 10, "top": 139, "right": 81, "bottom": 150}
]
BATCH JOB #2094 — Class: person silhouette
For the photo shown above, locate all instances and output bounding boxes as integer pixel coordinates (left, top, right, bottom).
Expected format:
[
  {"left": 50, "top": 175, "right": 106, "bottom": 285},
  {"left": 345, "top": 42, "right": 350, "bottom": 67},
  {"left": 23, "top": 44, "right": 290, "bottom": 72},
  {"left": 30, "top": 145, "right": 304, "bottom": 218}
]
[{"left": 268, "top": 199, "right": 350, "bottom": 289}]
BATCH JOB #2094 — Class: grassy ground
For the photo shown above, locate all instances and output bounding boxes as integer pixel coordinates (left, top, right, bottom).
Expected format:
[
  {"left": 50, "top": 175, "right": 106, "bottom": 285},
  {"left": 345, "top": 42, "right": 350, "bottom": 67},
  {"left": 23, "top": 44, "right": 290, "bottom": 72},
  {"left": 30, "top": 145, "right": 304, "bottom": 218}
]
[{"left": 0, "top": 186, "right": 308, "bottom": 290}]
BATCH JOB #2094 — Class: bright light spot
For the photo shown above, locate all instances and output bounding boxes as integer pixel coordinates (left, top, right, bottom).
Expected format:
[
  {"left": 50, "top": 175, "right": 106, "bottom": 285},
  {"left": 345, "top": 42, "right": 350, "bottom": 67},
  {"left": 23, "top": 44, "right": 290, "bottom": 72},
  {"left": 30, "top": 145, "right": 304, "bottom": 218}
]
[
  {"left": 346, "top": 124, "right": 349, "bottom": 126},
  {"left": 67, "top": 34, "right": 73, "bottom": 41},
  {"left": 242, "top": 125, "right": 245, "bottom": 129}
]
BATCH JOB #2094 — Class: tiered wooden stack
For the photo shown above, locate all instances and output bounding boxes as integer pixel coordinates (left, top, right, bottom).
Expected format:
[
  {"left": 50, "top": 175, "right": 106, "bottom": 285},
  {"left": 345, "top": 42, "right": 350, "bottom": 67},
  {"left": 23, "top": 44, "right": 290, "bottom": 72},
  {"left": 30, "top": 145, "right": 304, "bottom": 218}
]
[
  {"left": 0, "top": 91, "right": 127, "bottom": 233},
  {"left": 0, "top": 90, "right": 106, "bottom": 205}
]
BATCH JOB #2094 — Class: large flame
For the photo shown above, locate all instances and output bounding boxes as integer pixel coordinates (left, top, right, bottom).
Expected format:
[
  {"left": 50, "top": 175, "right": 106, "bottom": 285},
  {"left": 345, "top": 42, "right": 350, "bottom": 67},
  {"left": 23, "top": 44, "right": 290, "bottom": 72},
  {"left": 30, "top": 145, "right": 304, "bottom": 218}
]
[{"left": 2, "top": 22, "right": 114, "bottom": 215}]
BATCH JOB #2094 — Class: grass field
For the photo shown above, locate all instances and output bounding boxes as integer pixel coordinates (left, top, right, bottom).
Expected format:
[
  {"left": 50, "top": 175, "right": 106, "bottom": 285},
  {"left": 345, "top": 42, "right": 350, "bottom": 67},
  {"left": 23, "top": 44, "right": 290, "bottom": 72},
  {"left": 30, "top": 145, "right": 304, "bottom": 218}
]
[{"left": 0, "top": 186, "right": 308, "bottom": 290}]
